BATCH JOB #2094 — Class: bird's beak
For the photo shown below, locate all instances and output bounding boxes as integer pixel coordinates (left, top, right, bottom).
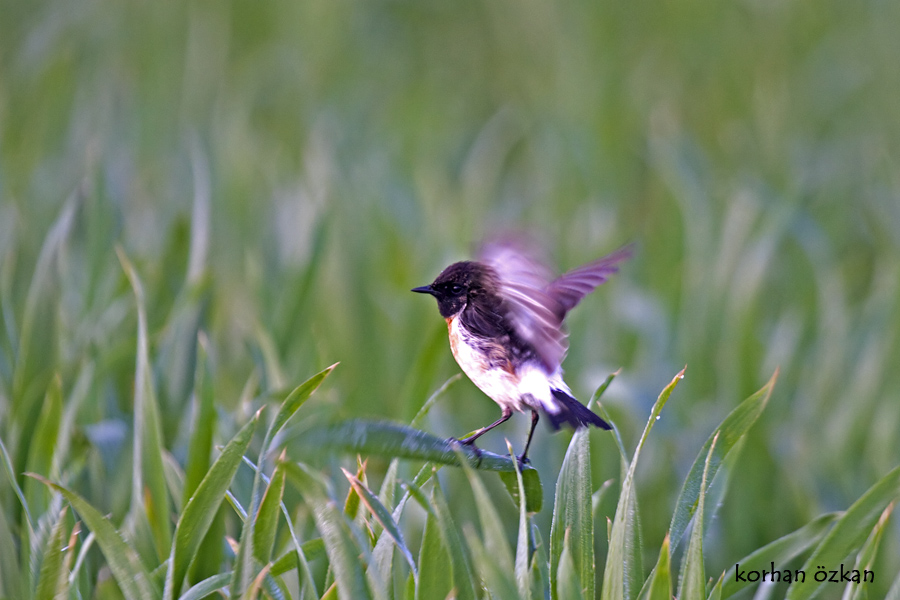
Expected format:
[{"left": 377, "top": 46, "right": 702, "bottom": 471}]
[{"left": 411, "top": 285, "right": 436, "bottom": 295}]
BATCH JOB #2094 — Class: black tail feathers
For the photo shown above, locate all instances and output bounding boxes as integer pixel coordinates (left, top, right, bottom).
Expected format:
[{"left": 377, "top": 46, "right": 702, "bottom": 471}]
[{"left": 545, "top": 388, "right": 612, "bottom": 431}]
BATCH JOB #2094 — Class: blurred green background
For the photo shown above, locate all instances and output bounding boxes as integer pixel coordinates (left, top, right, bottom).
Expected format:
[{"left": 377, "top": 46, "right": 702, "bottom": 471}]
[{"left": 2, "top": 0, "right": 899, "bottom": 593}]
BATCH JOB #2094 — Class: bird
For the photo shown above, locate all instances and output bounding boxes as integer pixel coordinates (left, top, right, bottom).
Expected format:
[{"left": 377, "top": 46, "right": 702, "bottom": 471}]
[{"left": 412, "top": 237, "right": 631, "bottom": 463}]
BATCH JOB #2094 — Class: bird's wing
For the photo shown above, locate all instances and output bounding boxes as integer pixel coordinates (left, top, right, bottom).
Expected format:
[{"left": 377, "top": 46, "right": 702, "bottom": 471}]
[
  {"left": 479, "top": 239, "right": 568, "bottom": 372},
  {"left": 546, "top": 244, "right": 633, "bottom": 315}
]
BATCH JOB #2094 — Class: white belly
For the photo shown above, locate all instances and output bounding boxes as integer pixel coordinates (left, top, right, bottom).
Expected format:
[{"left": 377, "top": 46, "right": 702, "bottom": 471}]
[{"left": 447, "top": 316, "right": 557, "bottom": 413}]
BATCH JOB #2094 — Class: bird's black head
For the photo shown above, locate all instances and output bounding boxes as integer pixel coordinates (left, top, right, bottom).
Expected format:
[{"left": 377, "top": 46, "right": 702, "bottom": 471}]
[{"left": 412, "top": 261, "right": 495, "bottom": 318}]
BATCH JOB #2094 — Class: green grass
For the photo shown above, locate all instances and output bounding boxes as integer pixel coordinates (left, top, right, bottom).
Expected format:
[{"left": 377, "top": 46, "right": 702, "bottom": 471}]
[{"left": 2, "top": 0, "right": 900, "bottom": 597}]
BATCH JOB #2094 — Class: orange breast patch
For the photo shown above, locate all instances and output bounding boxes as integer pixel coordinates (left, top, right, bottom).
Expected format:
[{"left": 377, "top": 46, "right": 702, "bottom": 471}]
[{"left": 446, "top": 316, "right": 459, "bottom": 357}]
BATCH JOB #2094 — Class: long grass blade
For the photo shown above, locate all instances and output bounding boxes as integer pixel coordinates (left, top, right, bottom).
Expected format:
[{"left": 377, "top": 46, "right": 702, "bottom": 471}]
[
  {"left": 460, "top": 452, "right": 515, "bottom": 577},
  {"left": 231, "top": 364, "right": 337, "bottom": 597},
  {"left": 499, "top": 466, "right": 543, "bottom": 514},
  {"left": 669, "top": 370, "right": 777, "bottom": 551},
  {"left": 182, "top": 337, "right": 215, "bottom": 504},
  {"left": 24, "top": 377, "right": 62, "bottom": 527},
  {"left": 312, "top": 419, "right": 530, "bottom": 471},
  {"left": 263, "top": 363, "right": 338, "bottom": 454},
  {"left": 843, "top": 503, "right": 893, "bottom": 600},
  {"left": 270, "top": 538, "right": 326, "bottom": 575},
  {"left": 557, "top": 529, "right": 585, "bottom": 600},
  {"left": 549, "top": 425, "right": 594, "bottom": 600},
  {"left": 253, "top": 459, "right": 287, "bottom": 565},
  {"left": 510, "top": 441, "right": 532, "bottom": 600},
  {"left": 283, "top": 462, "right": 374, "bottom": 600},
  {"left": 415, "top": 501, "right": 451, "bottom": 600},
  {"left": 678, "top": 433, "right": 718, "bottom": 600},
  {"left": 430, "top": 483, "right": 477, "bottom": 600},
  {"left": 602, "top": 368, "right": 685, "bottom": 600},
  {"left": 638, "top": 534, "right": 671, "bottom": 600},
  {"left": 34, "top": 506, "right": 69, "bottom": 600},
  {"left": 28, "top": 475, "right": 157, "bottom": 600},
  {"left": 464, "top": 524, "right": 520, "bottom": 600},
  {"left": 230, "top": 366, "right": 337, "bottom": 597},
  {"left": 13, "top": 190, "right": 77, "bottom": 411},
  {"left": 343, "top": 467, "right": 417, "bottom": 575},
  {"left": 275, "top": 510, "right": 320, "bottom": 598},
  {"left": 178, "top": 573, "right": 230, "bottom": 600},
  {"left": 164, "top": 411, "right": 261, "bottom": 600},
  {"left": 119, "top": 248, "right": 172, "bottom": 563},
  {"left": 0, "top": 500, "right": 22, "bottom": 600}
]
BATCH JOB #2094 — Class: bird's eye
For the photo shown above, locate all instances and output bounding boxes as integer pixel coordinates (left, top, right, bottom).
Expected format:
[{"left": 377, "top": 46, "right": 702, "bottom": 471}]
[{"left": 450, "top": 284, "right": 464, "bottom": 295}]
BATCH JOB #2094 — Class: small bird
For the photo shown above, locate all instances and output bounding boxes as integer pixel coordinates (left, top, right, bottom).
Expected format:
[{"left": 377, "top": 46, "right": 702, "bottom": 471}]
[{"left": 412, "top": 238, "right": 631, "bottom": 462}]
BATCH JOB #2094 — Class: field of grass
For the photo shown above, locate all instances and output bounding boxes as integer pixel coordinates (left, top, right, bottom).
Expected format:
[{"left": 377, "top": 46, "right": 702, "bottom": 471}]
[{"left": 2, "top": 0, "right": 900, "bottom": 598}]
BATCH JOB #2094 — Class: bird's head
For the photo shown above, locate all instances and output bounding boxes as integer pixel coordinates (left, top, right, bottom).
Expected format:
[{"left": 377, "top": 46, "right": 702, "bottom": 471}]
[{"left": 412, "top": 261, "right": 495, "bottom": 318}]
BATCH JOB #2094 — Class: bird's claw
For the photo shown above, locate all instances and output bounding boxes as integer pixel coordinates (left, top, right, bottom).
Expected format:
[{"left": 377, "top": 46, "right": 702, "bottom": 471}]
[
  {"left": 516, "top": 454, "right": 531, "bottom": 467},
  {"left": 448, "top": 437, "right": 483, "bottom": 465}
]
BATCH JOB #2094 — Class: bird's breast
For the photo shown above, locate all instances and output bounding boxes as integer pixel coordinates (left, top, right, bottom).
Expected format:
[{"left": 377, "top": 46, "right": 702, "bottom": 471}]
[{"left": 447, "top": 316, "right": 539, "bottom": 411}]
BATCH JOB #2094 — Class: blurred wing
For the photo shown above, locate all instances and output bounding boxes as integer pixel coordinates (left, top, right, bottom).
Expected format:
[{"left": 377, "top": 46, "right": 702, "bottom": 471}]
[
  {"left": 480, "top": 239, "right": 568, "bottom": 372},
  {"left": 547, "top": 244, "right": 633, "bottom": 315}
]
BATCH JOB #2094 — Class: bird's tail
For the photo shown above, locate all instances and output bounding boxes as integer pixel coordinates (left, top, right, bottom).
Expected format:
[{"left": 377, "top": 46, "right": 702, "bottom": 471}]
[{"left": 545, "top": 388, "right": 612, "bottom": 430}]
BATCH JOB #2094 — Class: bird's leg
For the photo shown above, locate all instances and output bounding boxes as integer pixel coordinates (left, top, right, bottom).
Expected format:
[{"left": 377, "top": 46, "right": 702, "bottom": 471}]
[
  {"left": 518, "top": 409, "right": 540, "bottom": 465},
  {"left": 456, "top": 408, "right": 513, "bottom": 446}
]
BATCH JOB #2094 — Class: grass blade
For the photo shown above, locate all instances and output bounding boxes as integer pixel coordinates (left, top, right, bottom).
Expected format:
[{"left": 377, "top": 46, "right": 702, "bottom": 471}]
[
  {"left": 182, "top": 337, "right": 216, "bottom": 505},
  {"left": 786, "top": 464, "right": 900, "bottom": 600},
  {"left": 464, "top": 525, "right": 520, "bottom": 600},
  {"left": 283, "top": 462, "right": 374, "bottom": 600},
  {"left": 415, "top": 502, "right": 452, "bottom": 600},
  {"left": 119, "top": 248, "right": 172, "bottom": 563},
  {"left": 312, "top": 419, "right": 530, "bottom": 471},
  {"left": 638, "top": 534, "right": 671, "bottom": 600},
  {"left": 602, "top": 368, "right": 685, "bottom": 600},
  {"left": 509, "top": 440, "right": 533, "bottom": 600},
  {"left": 843, "top": 503, "right": 893, "bottom": 600},
  {"left": 706, "top": 576, "right": 723, "bottom": 600},
  {"left": 378, "top": 458, "right": 400, "bottom": 511},
  {"left": 231, "top": 364, "right": 337, "bottom": 596},
  {"left": 270, "top": 539, "right": 327, "bottom": 575},
  {"left": 34, "top": 506, "right": 69, "bottom": 600},
  {"left": 0, "top": 500, "right": 22, "bottom": 600},
  {"left": 164, "top": 411, "right": 261, "bottom": 600},
  {"left": 409, "top": 374, "right": 462, "bottom": 429},
  {"left": 370, "top": 502, "right": 405, "bottom": 595},
  {"left": 343, "top": 467, "right": 417, "bottom": 575},
  {"left": 238, "top": 564, "right": 270, "bottom": 600},
  {"left": 549, "top": 426, "right": 594, "bottom": 600},
  {"left": 669, "top": 370, "right": 777, "bottom": 551},
  {"left": 263, "top": 363, "right": 338, "bottom": 454},
  {"left": 558, "top": 529, "right": 585, "bottom": 600},
  {"left": 178, "top": 573, "right": 230, "bottom": 600},
  {"left": 678, "top": 433, "right": 718, "bottom": 600},
  {"left": 531, "top": 521, "right": 550, "bottom": 600},
  {"left": 0, "top": 435, "right": 33, "bottom": 530},
  {"left": 499, "top": 467, "right": 543, "bottom": 514},
  {"left": 28, "top": 475, "right": 157, "bottom": 600},
  {"left": 460, "top": 453, "right": 515, "bottom": 578},
  {"left": 253, "top": 459, "right": 286, "bottom": 565},
  {"left": 430, "top": 483, "right": 477, "bottom": 600},
  {"left": 276, "top": 513, "right": 321, "bottom": 598},
  {"left": 23, "top": 377, "right": 62, "bottom": 519},
  {"left": 12, "top": 190, "right": 77, "bottom": 414}
]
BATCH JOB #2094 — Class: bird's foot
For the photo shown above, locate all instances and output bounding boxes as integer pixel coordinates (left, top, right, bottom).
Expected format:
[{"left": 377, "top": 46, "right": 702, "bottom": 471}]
[
  {"left": 448, "top": 437, "right": 483, "bottom": 464},
  {"left": 516, "top": 453, "right": 531, "bottom": 468}
]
